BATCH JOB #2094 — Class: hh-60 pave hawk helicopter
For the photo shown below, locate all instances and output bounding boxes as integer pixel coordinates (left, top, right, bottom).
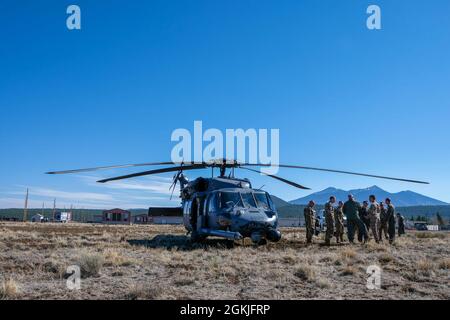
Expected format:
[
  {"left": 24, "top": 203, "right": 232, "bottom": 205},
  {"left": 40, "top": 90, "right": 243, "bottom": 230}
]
[{"left": 47, "top": 159, "right": 428, "bottom": 245}]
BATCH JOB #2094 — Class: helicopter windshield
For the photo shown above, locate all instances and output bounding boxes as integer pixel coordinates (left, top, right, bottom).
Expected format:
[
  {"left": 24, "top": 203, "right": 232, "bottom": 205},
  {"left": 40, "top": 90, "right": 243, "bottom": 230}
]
[
  {"left": 220, "top": 192, "right": 242, "bottom": 208},
  {"left": 254, "top": 192, "right": 271, "bottom": 210},
  {"left": 241, "top": 192, "right": 257, "bottom": 208}
]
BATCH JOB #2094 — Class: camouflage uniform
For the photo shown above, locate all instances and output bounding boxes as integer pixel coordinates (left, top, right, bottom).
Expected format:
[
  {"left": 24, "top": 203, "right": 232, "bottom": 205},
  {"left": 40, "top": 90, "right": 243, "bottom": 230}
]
[
  {"left": 368, "top": 202, "right": 380, "bottom": 242},
  {"left": 334, "top": 206, "right": 345, "bottom": 243},
  {"left": 343, "top": 199, "right": 368, "bottom": 243},
  {"left": 386, "top": 204, "right": 396, "bottom": 244},
  {"left": 359, "top": 205, "right": 371, "bottom": 232},
  {"left": 324, "top": 201, "right": 335, "bottom": 245},
  {"left": 379, "top": 206, "right": 389, "bottom": 241},
  {"left": 397, "top": 215, "right": 406, "bottom": 236},
  {"left": 304, "top": 206, "right": 316, "bottom": 244}
]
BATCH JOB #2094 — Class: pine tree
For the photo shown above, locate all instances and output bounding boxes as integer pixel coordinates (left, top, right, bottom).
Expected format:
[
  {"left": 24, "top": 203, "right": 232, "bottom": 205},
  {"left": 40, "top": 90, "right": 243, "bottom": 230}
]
[{"left": 436, "top": 212, "right": 445, "bottom": 227}]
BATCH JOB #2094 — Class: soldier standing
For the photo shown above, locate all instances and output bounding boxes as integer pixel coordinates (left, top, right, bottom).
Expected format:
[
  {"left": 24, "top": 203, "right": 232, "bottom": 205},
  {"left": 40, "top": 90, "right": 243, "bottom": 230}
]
[
  {"left": 359, "top": 201, "right": 371, "bottom": 231},
  {"left": 335, "top": 201, "right": 345, "bottom": 243},
  {"left": 324, "top": 196, "right": 336, "bottom": 246},
  {"left": 379, "top": 202, "right": 389, "bottom": 241},
  {"left": 368, "top": 195, "right": 381, "bottom": 243},
  {"left": 385, "top": 198, "right": 396, "bottom": 244},
  {"left": 343, "top": 194, "right": 368, "bottom": 243},
  {"left": 304, "top": 200, "right": 316, "bottom": 244},
  {"left": 397, "top": 213, "right": 406, "bottom": 237}
]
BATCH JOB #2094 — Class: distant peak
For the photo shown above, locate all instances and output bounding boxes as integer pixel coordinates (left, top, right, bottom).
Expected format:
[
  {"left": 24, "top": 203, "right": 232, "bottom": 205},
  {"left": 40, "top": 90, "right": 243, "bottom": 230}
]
[
  {"left": 367, "top": 185, "right": 383, "bottom": 191},
  {"left": 317, "top": 187, "right": 340, "bottom": 194}
]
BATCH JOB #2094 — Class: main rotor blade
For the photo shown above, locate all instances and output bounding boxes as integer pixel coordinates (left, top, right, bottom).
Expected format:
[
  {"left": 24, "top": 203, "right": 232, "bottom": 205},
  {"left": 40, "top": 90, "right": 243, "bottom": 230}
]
[
  {"left": 97, "top": 164, "right": 207, "bottom": 183},
  {"left": 46, "top": 158, "right": 429, "bottom": 185},
  {"left": 46, "top": 162, "right": 175, "bottom": 175},
  {"left": 240, "top": 167, "right": 310, "bottom": 190},
  {"left": 242, "top": 164, "right": 429, "bottom": 185},
  {"left": 46, "top": 160, "right": 232, "bottom": 175}
]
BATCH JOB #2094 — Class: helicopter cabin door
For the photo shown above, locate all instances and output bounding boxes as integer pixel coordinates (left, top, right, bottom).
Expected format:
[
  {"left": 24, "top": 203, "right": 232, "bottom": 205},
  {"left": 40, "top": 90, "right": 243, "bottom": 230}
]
[
  {"left": 204, "top": 193, "right": 219, "bottom": 229},
  {"left": 191, "top": 196, "right": 206, "bottom": 232}
]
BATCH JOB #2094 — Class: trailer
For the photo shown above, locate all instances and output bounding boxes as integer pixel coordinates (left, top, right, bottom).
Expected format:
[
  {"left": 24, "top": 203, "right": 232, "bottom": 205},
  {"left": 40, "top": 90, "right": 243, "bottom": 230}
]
[{"left": 54, "top": 212, "right": 72, "bottom": 223}]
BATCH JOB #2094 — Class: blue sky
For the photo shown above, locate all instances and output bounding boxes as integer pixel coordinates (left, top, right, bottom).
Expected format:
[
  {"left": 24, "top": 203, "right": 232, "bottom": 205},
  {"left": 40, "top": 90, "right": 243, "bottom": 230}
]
[{"left": 1, "top": 0, "right": 449, "bottom": 209}]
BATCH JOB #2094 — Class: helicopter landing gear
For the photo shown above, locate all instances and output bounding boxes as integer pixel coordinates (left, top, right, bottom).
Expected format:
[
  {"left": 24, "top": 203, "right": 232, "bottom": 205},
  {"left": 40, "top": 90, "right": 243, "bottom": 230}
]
[
  {"left": 250, "top": 232, "right": 267, "bottom": 246},
  {"left": 266, "top": 229, "right": 282, "bottom": 242},
  {"left": 190, "top": 231, "right": 207, "bottom": 243}
]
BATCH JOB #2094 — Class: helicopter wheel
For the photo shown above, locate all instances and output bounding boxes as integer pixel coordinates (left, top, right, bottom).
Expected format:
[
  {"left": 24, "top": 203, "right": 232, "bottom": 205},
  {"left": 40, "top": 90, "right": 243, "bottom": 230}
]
[
  {"left": 250, "top": 232, "right": 267, "bottom": 246},
  {"left": 251, "top": 239, "right": 267, "bottom": 246},
  {"left": 225, "top": 239, "right": 235, "bottom": 249},
  {"left": 259, "top": 238, "right": 268, "bottom": 246}
]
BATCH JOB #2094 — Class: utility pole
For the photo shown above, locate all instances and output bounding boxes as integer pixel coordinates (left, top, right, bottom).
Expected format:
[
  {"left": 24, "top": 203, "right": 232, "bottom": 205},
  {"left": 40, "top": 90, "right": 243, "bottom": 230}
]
[
  {"left": 52, "top": 199, "right": 56, "bottom": 220},
  {"left": 23, "top": 188, "right": 29, "bottom": 222}
]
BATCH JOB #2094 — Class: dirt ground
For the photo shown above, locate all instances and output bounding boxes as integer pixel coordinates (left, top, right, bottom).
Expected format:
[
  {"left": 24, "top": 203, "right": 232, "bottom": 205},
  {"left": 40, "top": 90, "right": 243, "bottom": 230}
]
[{"left": 0, "top": 222, "right": 448, "bottom": 300}]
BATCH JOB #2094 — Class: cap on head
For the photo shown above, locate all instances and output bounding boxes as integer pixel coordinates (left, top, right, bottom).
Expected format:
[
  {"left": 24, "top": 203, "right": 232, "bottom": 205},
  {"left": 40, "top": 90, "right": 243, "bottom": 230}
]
[
  {"left": 385, "top": 198, "right": 391, "bottom": 203},
  {"left": 369, "top": 194, "right": 376, "bottom": 201},
  {"left": 309, "top": 200, "right": 315, "bottom": 207},
  {"left": 348, "top": 194, "right": 354, "bottom": 200}
]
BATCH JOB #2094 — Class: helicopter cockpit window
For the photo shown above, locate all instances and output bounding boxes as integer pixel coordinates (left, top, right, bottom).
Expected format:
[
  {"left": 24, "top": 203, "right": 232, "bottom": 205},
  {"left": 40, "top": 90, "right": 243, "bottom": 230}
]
[
  {"left": 254, "top": 192, "right": 270, "bottom": 210},
  {"left": 267, "top": 195, "right": 276, "bottom": 211},
  {"left": 220, "top": 192, "right": 241, "bottom": 208},
  {"left": 207, "top": 193, "right": 219, "bottom": 213},
  {"left": 241, "top": 192, "right": 257, "bottom": 208}
]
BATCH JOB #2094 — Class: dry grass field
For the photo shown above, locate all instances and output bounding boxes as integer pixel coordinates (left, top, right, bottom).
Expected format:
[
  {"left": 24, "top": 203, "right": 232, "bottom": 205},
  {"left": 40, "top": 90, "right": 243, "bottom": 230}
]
[{"left": 0, "top": 222, "right": 449, "bottom": 300}]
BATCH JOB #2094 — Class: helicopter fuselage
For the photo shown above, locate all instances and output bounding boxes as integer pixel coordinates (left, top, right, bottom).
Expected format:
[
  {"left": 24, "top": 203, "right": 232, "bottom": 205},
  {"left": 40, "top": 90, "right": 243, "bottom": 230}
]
[{"left": 180, "top": 177, "right": 282, "bottom": 244}]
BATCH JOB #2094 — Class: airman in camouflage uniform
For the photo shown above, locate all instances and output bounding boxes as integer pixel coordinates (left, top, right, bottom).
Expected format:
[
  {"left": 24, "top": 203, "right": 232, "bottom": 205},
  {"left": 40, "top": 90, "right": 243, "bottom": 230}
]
[
  {"left": 343, "top": 194, "right": 368, "bottom": 243},
  {"left": 397, "top": 213, "right": 406, "bottom": 237},
  {"left": 368, "top": 195, "right": 380, "bottom": 243},
  {"left": 378, "top": 202, "right": 389, "bottom": 241},
  {"left": 304, "top": 200, "right": 316, "bottom": 244},
  {"left": 324, "top": 196, "right": 336, "bottom": 246},
  {"left": 385, "top": 198, "right": 396, "bottom": 244},
  {"left": 335, "top": 201, "right": 345, "bottom": 243},
  {"left": 359, "top": 201, "right": 371, "bottom": 231}
]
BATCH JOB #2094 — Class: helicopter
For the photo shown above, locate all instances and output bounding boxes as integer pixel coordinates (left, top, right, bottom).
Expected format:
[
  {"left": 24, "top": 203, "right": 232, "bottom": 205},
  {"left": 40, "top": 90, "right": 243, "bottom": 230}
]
[{"left": 46, "top": 159, "right": 428, "bottom": 245}]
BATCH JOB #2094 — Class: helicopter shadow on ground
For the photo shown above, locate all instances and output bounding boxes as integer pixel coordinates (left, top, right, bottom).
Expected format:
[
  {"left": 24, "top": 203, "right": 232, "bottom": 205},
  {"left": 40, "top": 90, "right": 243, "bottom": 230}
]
[{"left": 127, "top": 234, "right": 236, "bottom": 251}]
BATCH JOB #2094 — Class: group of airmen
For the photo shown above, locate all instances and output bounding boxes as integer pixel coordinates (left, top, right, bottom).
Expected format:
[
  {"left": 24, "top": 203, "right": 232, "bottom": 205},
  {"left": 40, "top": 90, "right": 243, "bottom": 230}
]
[{"left": 304, "top": 194, "right": 406, "bottom": 246}]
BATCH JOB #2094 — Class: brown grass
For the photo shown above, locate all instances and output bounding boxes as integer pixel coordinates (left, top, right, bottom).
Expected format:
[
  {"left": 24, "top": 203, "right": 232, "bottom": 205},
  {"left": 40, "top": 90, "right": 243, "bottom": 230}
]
[
  {"left": 0, "top": 222, "right": 449, "bottom": 300},
  {"left": 77, "top": 251, "right": 105, "bottom": 278},
  {"left": 340, "top": 265, "right": 356, "bottom": 276},
  {"left": 438, "top": 258, "right": 450, "bottom": 270},
  {"left": 416, "top": 259, "right": 436, "bottom": 272},
  {"left": 103, "top": 249, "right": 139, "bottom": 267},
  {"left": 415, "top": 232, "right": 446, "bottom": 239},
  {"left": 293, "top": 264, "right": 317, "bottom": 282},
  {"left": 0, "top": 279, "right": 19, "bottom": 300},
  {"left": 340, "top": 248, "right": 358, "bottom": 260},
  {"left": 378, "top": 253, "right": 395, "bottom": 264},
  {"left": 124, "top": 284, "right": 162, "bottom": 300}
]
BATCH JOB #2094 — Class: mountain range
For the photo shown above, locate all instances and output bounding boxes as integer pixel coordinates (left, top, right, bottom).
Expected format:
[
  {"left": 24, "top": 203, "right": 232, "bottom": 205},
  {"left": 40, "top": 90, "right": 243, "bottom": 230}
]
[{"left": 288, "top": 186, "right": 448, "bottom": 207}]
